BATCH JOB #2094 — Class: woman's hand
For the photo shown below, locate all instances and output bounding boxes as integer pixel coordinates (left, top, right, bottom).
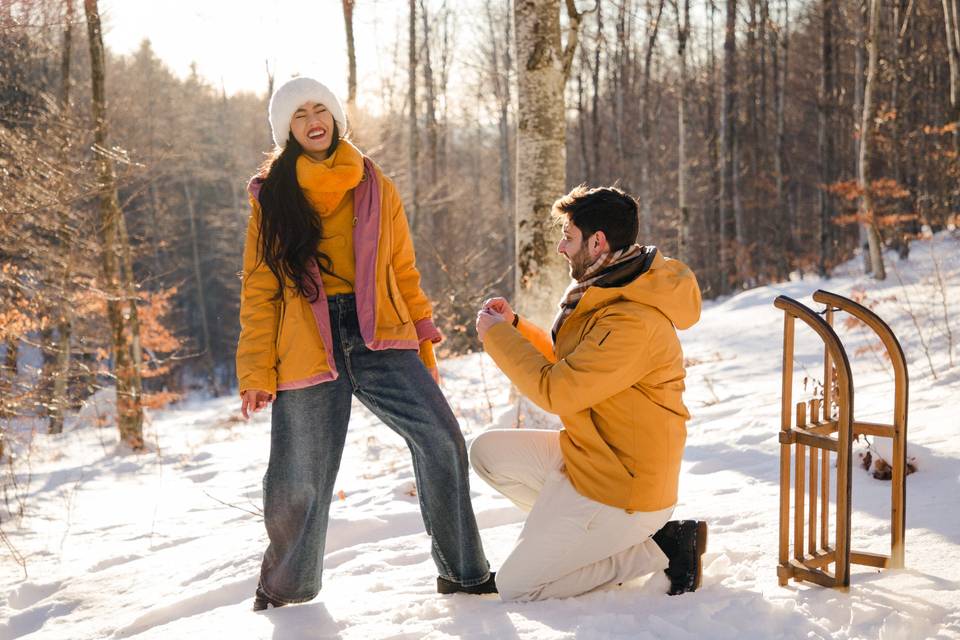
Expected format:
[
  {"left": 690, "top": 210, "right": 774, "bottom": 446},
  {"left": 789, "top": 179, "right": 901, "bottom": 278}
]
[
  {"left": 481, "top": 297, "right": 516, "bottom": 326},
  {"left": 241, "top": 389, "right": 274, "bottom": 419}
]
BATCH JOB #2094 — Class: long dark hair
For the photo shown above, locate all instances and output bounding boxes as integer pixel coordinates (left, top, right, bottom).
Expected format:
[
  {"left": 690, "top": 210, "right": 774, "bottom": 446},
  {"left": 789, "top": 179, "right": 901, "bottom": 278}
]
[{"left": 255, "top": 125, "right": 342, "bottom": 302}]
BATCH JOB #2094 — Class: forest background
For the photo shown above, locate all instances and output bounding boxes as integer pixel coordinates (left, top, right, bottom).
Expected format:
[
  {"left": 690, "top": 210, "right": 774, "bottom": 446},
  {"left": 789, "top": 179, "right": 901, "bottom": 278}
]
[{"left": 0, "top": 0, "right": 957, "bottom": 509}]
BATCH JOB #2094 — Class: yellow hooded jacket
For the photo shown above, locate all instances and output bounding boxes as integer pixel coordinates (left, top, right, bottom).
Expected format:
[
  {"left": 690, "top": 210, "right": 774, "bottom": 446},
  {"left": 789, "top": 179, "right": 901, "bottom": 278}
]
[
  {"left": 483, "top": 249, "right": 701, "bottom": 512},
  {"left": 236, "top": 143, "right": 441, "bottom": 396}
]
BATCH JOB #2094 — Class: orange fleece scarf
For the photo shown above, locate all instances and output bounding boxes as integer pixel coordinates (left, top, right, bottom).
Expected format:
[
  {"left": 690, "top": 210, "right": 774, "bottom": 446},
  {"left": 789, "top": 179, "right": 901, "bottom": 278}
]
[{"left": 295, "top": 140, "right": 364, "bottom": 216}]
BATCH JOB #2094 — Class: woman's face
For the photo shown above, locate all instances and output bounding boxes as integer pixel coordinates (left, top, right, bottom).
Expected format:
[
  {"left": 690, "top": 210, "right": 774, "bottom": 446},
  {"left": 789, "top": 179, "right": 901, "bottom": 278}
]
[{"left": 289, "top": 101, "right": 336, "bottom": 159}]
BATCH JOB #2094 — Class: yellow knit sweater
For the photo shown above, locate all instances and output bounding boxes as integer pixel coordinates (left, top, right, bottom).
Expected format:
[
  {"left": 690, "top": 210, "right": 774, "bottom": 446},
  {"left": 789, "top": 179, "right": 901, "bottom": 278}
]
[{"left": 295, "top": 143, "right": 436, "bottom": 369}]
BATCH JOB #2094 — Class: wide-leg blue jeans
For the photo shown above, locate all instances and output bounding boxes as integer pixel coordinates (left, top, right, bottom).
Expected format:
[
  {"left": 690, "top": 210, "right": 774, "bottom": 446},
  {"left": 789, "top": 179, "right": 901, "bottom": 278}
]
[{"left": 258, "top": 294, "right": 490, "bottom": 603}]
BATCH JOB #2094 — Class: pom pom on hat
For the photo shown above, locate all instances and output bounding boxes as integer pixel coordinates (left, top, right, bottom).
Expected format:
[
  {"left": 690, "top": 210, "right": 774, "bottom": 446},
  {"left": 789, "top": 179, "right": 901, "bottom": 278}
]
[{"left": 268, "top": 77, "right": 347, "bottom": 148}]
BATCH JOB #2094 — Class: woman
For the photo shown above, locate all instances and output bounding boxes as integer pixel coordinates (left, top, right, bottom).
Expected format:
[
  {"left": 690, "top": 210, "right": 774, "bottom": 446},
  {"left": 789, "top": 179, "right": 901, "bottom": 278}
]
[{"left": 237, "top": 77, "right": 494, "bottom": 610}]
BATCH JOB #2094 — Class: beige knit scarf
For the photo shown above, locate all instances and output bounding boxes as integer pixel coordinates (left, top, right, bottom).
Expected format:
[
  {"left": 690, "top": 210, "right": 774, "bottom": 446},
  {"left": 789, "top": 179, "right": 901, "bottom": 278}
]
[{"left": 550, "top": 243, "right": 644, "bottom": 341}]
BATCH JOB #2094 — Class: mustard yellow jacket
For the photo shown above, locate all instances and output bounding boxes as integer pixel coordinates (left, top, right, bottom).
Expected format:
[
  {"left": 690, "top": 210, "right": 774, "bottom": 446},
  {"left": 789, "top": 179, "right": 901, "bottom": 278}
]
[
  {"left": 236, "top": 146, "right": 441, "bottom": 396},
  {"left": 483, "top": 250, "right": 701, "bottom": 511}
]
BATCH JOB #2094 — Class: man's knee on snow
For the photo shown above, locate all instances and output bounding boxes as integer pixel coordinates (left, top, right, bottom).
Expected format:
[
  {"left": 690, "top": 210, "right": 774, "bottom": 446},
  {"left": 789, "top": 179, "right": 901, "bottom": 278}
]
[{"left": 493, "top": 560, "right": 542, "bottom": 602}]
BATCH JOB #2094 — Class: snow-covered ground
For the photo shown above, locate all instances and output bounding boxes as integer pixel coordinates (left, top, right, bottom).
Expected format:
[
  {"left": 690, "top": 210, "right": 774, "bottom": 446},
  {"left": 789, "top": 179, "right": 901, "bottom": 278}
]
[{"left": 2, "top": 234, "right": 959, "bottom": 640}]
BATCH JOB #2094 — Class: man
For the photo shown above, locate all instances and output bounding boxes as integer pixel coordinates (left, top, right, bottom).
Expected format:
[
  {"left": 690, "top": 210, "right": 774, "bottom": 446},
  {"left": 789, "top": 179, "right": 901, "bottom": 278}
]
[{"left": 473, "top": 185, "right": 706, "bottom": 602}]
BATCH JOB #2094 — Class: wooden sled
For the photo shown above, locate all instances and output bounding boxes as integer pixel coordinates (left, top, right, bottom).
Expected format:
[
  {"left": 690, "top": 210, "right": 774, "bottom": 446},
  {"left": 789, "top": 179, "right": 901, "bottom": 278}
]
[{"left": 774, "top": 290, "right": 908, "bottom": 589}]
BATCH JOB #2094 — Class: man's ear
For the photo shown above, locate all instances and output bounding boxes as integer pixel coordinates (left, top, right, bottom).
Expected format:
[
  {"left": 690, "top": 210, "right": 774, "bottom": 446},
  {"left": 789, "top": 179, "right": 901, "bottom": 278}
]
[{"left": 592, "top": 230, "right": 609, "bottom": 255}]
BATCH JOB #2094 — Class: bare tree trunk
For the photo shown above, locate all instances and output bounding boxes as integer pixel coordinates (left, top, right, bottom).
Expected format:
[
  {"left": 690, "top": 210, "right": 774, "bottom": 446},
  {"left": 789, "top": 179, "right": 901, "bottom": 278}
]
[
  {"left": 674, "top": 0, "right": 691, "bottom": 262},
  {"left": 892, "top": 0, "right": 914, "bottom": 259},
  {"left": 184, "top": 181, "right": 218, "bottom": 395},
  {"left": 117, "top": 191, "right": 144, "bottom": 376},
  {"left": 720, "top": 0, "right": 738, "bottom": 294},
  {"left": 577, "top": 47, "right": 591, "bottom": 180},
  {"left": 513, "top": 0, "right": 586, "bottom": 327},
  {"left": 745, "top": 0, "right": 759, "bottom": 255},
  {"left": 817, "top": 0, "right": 836, "bottom": 277},
  {"left": 266, "top": 60, "right": 275, "bottom": 147},
  {"left": 408, "top": 0, "right": 420, "bottom": 232},
  {"left": 952, "top": 0, "right": 960, "bottom": 161},
  {"left": 50, "top": 0, "right": 76, "bottom": 434},
  {"left": 60, "top": 0, "right": 74, "bottom": 117},
  {"left": 1, "top": 338, "right": 19, "bottom": 422},
  {"left": 485, "top": 0, "right": 513, "bottom": 213},
  {"left": 438, "top": 7, "right": 453, "bottom": 167},
  {"left": 853, "top": 0, "right": 871, "bottom": 273},
  {"left": 420, "top": 0, "right": 439, "bottom": 187},
  {"left": 944, "top": 0, "right": 960, "bottom": 153},
  {"left": 773, "top": 0, "right": 790, "bottom": 280},
  {"left": 592, "top": 0, "right": 603, "bottom": 178},
  {"left": 638, "top": 0, "right": 665, "bottom": 241},
  {"left": 612, "top": 0, "right": 632, "bottom": 187},
  {"left": 342, "top": 0, "right": 357, "bottom": 115},
  {"left": 759, "top": 0, "right": 769, "bottom": 148},
  {"left": 416, "top": 0, "right": 440, "bottom": 259},
  {"left": 858, "top": 0, "right": 886, "bottom": 280},
  {"left": 84, "top": 0, "right": 144, "bottom": 449},
  {"left": 704, "top": 0, "right": 722, "bottom": 295}
]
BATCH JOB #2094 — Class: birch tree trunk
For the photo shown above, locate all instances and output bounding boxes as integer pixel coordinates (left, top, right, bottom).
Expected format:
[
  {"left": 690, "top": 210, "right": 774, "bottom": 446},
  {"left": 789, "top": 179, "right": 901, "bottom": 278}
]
[
  {"left": 513, "top": 0, "right": 585, "bottom": 327},
  {"left": 858, "top": 0, "right": 886, "bottom": 280},
  {"left": 84, "top": 0, "right": 144, "bottom": 448},
  {"left": 853, "top": 0, "right": 871, "bottom": 273}
]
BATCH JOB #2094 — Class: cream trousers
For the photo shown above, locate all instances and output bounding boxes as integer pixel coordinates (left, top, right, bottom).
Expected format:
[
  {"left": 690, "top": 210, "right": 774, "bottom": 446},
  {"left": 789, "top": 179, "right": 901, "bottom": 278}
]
[{"left": 470, "top": 429, "right": 673, "bottom": 602}]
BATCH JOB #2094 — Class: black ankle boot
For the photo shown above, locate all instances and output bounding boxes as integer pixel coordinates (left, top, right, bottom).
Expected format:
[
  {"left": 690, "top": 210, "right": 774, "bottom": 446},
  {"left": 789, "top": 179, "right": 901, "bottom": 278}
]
[
  {"left": 437, "top": 572, "right": 498, "bottom": 595},
  {"left": 253, "top": 584, "right": 287, "bottom": 611},
  {"left": 652, "top": 520, "right": 708, "bottom": 596}
]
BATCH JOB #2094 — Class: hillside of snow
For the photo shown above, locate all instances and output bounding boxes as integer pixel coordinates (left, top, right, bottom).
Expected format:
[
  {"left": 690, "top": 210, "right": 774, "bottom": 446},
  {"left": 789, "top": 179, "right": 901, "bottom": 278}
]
[{"left": 1, "top": 233, "right": 958, "bottom": 640}]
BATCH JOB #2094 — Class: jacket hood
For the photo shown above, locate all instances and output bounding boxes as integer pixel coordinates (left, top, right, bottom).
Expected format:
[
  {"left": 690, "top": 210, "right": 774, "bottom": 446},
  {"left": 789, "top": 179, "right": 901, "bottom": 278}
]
[{"left": 590, "top": 247, "right": 701, "bottom": 330}]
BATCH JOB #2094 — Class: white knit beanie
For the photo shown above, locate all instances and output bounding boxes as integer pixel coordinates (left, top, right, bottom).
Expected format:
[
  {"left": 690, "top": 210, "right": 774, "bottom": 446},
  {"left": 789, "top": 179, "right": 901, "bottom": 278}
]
[{"left": 268, "top": 77, "right": 347, "bottom": 149}]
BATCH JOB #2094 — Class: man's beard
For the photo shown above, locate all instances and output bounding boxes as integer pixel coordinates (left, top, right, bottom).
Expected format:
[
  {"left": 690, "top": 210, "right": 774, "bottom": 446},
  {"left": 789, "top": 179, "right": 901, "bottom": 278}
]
[{"left": 567, "top": 242, "right": 595, "bottom": 280}]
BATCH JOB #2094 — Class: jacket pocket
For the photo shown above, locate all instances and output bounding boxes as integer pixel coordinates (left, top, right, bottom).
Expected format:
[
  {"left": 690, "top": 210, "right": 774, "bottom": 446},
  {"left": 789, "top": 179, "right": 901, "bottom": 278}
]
[{"left": 386, "top": 266, "right": 411, "bottom": 324}]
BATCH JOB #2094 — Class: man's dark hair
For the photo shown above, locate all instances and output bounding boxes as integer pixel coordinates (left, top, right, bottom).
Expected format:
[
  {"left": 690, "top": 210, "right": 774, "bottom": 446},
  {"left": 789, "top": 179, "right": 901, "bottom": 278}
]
[{"left": 552, "top": 185, "right": 640, "bottom": 251}]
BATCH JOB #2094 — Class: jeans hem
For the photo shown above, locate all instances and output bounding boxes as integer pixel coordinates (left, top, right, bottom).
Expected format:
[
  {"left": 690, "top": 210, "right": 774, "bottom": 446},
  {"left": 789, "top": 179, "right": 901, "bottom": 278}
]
[{"left": 259, "top": 582, "right": 320, "bottom": 605}]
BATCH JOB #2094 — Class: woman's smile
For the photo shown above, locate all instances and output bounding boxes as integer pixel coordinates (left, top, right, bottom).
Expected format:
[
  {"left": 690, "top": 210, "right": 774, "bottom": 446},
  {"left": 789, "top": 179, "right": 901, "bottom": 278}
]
[{"left": 290, "top": 100, "right": 336, "bottom": 160}]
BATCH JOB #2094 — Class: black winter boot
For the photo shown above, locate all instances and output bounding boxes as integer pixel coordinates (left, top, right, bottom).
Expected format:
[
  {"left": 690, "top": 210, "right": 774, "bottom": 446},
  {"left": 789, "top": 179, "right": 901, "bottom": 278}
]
[
  {"left": 652, "top": 520, "right": 708, "bottom": 596},
  {"left": 252, "top": 584, "right": 287, "bottom": 611},
  {"left": 437, "top": 572, "right": 498, "bottom": 595}
]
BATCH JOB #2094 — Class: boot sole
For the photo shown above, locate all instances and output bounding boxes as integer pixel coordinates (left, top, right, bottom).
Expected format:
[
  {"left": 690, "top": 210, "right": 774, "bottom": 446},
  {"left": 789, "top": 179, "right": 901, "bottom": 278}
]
[{"left": 437, "top": 573, "right": 498, "bottom": 595}]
